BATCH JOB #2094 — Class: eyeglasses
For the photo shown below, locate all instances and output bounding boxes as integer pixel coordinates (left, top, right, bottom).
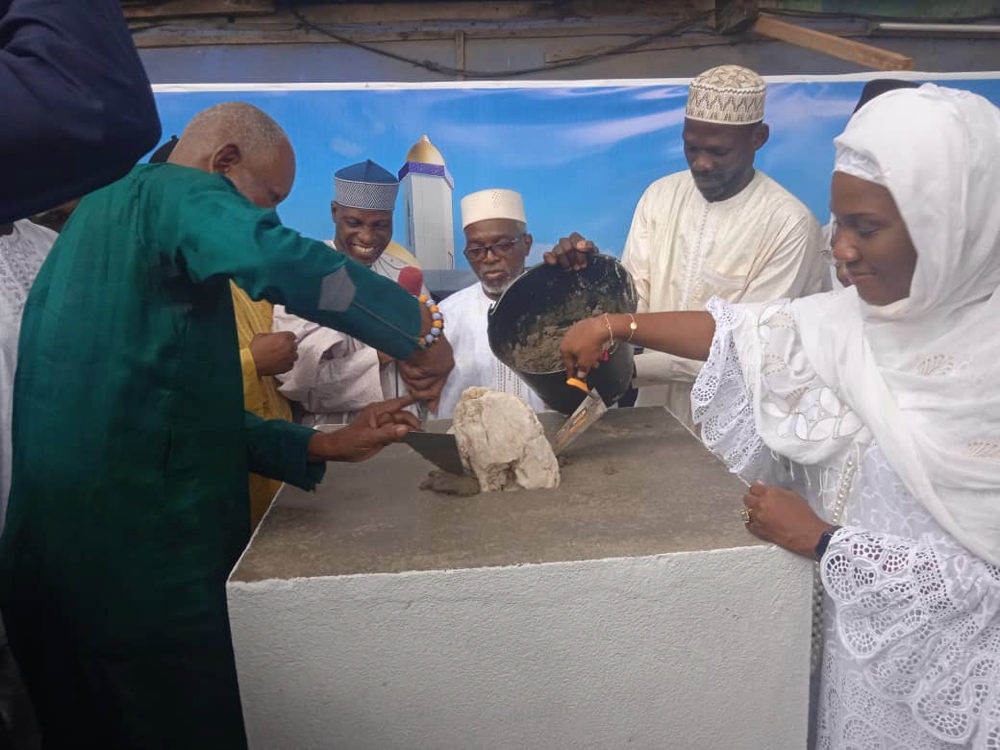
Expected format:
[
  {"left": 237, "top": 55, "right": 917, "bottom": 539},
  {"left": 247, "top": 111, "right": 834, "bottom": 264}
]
[{"left": 463, "top": 234, "right": 524, "bottom": 262}]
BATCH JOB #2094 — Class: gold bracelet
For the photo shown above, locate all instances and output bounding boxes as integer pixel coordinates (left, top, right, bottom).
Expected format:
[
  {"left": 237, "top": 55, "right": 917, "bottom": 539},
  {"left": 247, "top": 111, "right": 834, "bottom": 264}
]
[
  {"left": 625, "top": 313, "right": 638, "bottom": 343},
  {"left": 602, "top": 313, "right": 615, "bottom": 350}
]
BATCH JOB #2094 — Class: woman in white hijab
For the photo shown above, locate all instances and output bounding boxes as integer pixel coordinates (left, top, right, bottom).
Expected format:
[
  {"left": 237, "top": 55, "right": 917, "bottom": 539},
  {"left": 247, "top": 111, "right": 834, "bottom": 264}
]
[{"left": 561, "top": 84, "right": 1000, "bottom": 749}]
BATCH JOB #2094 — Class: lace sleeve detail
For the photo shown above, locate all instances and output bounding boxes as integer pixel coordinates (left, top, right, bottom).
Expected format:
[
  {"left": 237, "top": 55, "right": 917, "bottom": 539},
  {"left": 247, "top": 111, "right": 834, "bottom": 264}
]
[
  {"left": 822, "top": 526, "right": 1000, "bottom": 746},
  {"left": 692, "top": 297, "right": 766, "bottom": 479}
]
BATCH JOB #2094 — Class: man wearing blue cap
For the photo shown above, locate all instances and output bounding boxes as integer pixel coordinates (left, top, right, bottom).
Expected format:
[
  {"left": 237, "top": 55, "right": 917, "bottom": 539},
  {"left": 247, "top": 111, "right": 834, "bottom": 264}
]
[{"left": 274, "top": 160, "right": 426, "bottom": 425}]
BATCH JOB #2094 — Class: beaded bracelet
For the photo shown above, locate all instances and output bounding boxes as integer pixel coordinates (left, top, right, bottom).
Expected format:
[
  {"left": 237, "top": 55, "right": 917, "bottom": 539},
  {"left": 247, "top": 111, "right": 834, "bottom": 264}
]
[{"left": 417, "top": 294, "right": 445, "bottom": 349}]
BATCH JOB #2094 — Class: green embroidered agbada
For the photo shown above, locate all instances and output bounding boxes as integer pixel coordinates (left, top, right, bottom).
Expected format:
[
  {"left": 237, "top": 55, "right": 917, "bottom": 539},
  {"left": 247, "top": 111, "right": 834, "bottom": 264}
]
[{"left": 0, "top": 164, "right": 422, "bottom": 749}]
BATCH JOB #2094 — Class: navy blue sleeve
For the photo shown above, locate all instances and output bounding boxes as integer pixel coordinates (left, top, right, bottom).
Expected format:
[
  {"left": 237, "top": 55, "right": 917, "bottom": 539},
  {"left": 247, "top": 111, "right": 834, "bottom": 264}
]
[{"left": 0, "top": 0, "right": 162, "bottom": 223}]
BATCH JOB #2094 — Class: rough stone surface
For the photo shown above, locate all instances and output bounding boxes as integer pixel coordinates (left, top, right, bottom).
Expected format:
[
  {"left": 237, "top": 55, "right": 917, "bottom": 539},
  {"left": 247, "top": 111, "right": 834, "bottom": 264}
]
[{"left": 452, "top": 387, "right": 560, "bottom": 492}]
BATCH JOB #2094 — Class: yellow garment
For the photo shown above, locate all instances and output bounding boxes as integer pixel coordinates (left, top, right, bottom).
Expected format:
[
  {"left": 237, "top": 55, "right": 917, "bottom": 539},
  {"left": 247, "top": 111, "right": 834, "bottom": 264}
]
[
  {"left": 230, "top": 281, "right": 293, "bottom": 530},
  {"left": 383, "top": 240, "right": 420, "bottom": 267}
]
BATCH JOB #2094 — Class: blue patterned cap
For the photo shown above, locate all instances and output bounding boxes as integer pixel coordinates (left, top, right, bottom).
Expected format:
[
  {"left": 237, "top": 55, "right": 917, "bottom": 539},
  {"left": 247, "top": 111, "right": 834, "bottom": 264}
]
[{"left": 334, "top": 159, "right": 399, "bottom": 211}]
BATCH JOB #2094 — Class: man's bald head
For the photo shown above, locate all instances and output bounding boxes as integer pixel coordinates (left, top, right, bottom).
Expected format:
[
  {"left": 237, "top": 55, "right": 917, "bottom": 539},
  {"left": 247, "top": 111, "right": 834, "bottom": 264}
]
[{"left": 169, "top": 102, "right": 296, "bottom": 210}]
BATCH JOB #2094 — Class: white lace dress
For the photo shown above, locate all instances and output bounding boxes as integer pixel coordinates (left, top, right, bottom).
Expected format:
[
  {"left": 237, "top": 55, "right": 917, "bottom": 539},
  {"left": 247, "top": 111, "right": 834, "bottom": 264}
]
[{"left": 692, "top": 298, "right": 1000, "bottom": 749}]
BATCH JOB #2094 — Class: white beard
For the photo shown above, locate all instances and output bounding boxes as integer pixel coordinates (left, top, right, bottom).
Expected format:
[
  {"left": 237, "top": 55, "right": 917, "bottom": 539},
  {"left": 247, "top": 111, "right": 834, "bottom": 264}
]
[{"left": 480, "top": 264, "right": 526, "bottom": 298}]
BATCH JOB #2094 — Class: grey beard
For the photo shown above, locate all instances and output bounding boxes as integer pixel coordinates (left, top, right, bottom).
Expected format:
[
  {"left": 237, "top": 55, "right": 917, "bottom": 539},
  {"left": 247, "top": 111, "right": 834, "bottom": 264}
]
[
  {"left": 481, "top": 264, "right": 527, "bottom": 298},
  {"left": 481, "top": 279, "right": 509, "bottom": 297}
]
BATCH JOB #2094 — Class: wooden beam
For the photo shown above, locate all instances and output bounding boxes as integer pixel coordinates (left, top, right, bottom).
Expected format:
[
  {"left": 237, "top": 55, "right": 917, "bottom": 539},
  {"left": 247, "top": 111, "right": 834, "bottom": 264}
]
[
  {"left": 752, "top": 13, "right": 913, "bottom": 70},
  {"left": 121, "top": 0, "right": 274, "bottom": 20}
]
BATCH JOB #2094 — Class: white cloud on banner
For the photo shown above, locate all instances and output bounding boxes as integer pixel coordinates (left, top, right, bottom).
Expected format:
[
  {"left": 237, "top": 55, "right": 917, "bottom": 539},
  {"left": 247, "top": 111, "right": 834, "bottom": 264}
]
[
  {"left": 329, "top": 136, "right": 365, "bottom": 158},
  {"left": 428, "top": 107, "right": 687, "bottom": 169},
  {"left": 765, "top": 84, "right": 857, "bottom": 124}
]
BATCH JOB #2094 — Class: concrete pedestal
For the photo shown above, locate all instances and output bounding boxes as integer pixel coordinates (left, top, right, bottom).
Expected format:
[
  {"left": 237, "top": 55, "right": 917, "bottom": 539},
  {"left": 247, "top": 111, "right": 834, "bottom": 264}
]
[{"left": 228, "top": 407, "right": 813, "bottom": 750}]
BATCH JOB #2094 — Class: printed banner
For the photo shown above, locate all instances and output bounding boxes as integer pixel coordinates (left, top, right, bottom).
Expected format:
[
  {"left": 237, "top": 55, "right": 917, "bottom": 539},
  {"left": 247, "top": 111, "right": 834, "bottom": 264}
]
[{"left": 153, "top": 74, "right": 1000, "bottom": 270}]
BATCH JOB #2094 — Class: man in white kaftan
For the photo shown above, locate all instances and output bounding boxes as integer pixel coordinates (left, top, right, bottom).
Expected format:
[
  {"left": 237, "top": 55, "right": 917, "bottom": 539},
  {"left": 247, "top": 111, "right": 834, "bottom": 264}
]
[
  {"left": 274, "top": 160, "right": 425, "bottom": 426},
  {"left": 434, "top": 189, "right": 546, "bottom": 419},
  {"left": 0, "top": 218, "right": 53, "bottom": 743},
  {"left": 622, "top": 65, "right": 827, "bottom": 430},
  {"left": 0, "top": 220, "right": 54, "bottom": 518}
]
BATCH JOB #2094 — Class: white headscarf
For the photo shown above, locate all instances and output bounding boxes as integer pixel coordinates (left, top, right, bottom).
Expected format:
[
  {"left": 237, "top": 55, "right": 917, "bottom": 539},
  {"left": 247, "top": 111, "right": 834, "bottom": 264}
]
[{"left": 758, "top": 85, "right": 1000, "bottom": 564}]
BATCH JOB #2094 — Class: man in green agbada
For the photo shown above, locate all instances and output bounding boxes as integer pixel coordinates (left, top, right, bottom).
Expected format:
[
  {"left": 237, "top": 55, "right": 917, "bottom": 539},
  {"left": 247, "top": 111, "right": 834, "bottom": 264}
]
[{"left": 0, "top": 103, "right": 454, "bottom": 749}]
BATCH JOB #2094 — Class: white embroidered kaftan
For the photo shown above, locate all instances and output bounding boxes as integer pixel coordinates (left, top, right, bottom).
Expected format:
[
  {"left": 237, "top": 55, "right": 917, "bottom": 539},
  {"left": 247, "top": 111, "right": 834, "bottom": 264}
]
[
  {"left": 433, "top": 281, "right": 547, "bottom": 420},
  {"left": 695, "top": 297, "right": 1000, "bottom": 749},
  {"left": 689, "top": 84, "right": 1000, "bottom": 747},
  {"left": 622, "top": 169, "right": 828, "bottom": 430},
  {"left": 273, "top": 240, "right": 424, "bottom": 426},
  {"left": 0, "top": 220, "right": 54, "bottom": 524}
]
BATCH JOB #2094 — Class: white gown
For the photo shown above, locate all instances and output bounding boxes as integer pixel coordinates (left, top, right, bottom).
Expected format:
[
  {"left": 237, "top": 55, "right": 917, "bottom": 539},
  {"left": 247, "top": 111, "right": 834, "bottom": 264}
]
[
  {"left": 622, "top": 170, "right": 828, "bottom": 430},
  {"left": 434, "top": 281, "right": 547, "bottom": 420},
  {"left": 694, "top": 298, "right": 1000, "bottom": 749},
  {"left": 273, "top": 241, "right": 423, "bottom": 426},
  {"left": 0, "top": 220, "right": 55, "bottom": 523}
]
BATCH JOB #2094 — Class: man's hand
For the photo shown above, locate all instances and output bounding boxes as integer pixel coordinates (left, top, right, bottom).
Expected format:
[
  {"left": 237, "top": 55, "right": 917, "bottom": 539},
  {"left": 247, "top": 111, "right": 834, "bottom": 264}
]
[
  {"left": 377, "top": 350, "right": 395, "bottom": 369},
  {"left": 307, "top": 397, "right": 419, "bottom": 463},
  {"left": 543, "top": 232, "right": 598, "bottom": 271},
  {"left": 249, "top": 332, "right": 298, "bottom": 377},
  {"left": 399, "top": 335, "right": 454, "bottom": 411}
]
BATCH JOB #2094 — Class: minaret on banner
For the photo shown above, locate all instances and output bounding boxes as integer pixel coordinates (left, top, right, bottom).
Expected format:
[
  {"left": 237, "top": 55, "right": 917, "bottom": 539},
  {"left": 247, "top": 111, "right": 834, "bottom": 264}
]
[{"left": 398, "top": 135, "right": 455, "bottom": 270}]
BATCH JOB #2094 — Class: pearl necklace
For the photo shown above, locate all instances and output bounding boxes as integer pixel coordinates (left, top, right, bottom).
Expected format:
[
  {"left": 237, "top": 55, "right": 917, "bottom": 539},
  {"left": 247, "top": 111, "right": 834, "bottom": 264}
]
[{"left": 811, "top": 450, "right": 858, "bottom": 670}]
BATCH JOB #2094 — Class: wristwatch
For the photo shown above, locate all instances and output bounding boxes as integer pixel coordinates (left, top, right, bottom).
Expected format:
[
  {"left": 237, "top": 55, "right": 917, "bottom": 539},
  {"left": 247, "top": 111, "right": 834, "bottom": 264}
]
[{"left": 814, "top": 525, "right": 842, "bottom": 561}]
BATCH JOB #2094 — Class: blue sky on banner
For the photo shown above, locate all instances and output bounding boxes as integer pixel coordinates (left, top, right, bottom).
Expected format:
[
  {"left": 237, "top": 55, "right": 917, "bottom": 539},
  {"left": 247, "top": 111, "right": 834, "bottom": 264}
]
[{"left": 153, "top": 77, "right": 1000, "bottom": 269}]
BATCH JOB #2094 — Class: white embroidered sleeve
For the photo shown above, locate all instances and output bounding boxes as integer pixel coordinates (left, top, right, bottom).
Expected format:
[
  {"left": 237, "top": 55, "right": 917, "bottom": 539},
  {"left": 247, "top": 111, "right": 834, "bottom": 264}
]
[
  {"left": 273, "top": 309, "right": 382, "bottom": 414},
  {"left": 691, "top": 297, "right": 767, "bottom": 480},
  {"left": 822, "top": 526, "right": 1000, "bottom": 747}
]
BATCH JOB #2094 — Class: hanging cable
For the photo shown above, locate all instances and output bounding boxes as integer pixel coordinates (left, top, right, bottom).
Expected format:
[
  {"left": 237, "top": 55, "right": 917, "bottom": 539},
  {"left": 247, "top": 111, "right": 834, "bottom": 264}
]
[{"left": 286, "top": 6, "right": 715, "bottom": 79}]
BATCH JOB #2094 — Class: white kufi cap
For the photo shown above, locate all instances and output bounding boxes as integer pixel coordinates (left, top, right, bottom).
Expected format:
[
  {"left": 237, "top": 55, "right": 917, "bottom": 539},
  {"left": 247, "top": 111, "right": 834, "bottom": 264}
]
[
  {"left": 460, "top": 188, "right": 526, "bottom": 229},
  {"left": 686, "top": 65, "right": 766, "bottom": 125}
]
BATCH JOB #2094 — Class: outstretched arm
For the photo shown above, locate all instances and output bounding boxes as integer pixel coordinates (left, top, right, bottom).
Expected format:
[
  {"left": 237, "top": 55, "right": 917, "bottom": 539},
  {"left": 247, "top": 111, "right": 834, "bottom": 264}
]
[
  {"left": 144, "top": 165, "right": 454, "bottom": 407},
  {"left": 560, "top": 311, "right": 715, "bottom": 380}
]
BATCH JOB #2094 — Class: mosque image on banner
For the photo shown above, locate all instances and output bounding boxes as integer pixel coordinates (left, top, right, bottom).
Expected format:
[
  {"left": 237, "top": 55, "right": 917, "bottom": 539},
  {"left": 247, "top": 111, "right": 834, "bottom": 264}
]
[{"left": 399, "top": 134, "right": 455, "bottom": 271}]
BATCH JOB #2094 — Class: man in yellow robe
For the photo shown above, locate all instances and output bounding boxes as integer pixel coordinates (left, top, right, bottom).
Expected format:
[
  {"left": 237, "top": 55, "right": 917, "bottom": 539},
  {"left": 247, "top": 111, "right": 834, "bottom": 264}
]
[{"left": 231, "top": 284, "right": 296, "bottom": 527}]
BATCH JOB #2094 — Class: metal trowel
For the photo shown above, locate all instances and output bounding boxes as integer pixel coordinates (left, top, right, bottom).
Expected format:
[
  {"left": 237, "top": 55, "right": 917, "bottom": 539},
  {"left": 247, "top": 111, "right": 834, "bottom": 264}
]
[
  {"left": 403, "top": 431, "right": 466, "bottom": 475},
  {"left": 552, "top": 378, "right": 609, "bottom": 455},
  {"left": 402, "top": 402, "right": 466, "bottom": 475}
]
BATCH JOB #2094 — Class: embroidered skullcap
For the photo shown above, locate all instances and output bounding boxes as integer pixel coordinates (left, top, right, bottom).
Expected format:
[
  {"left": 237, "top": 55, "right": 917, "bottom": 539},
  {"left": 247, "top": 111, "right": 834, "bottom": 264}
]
[
  {"left": 460, "top": 188, "right": 526, "bottom": 229},
  {"left": 685, "top": 65, "right": 766, "bottom": 125},
  {"left": 334, "top": 160, "right": 399, "bottom": 211}
]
